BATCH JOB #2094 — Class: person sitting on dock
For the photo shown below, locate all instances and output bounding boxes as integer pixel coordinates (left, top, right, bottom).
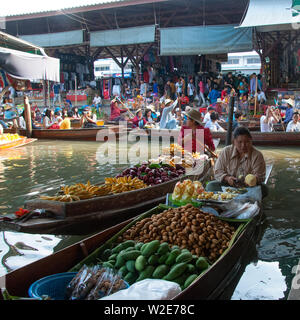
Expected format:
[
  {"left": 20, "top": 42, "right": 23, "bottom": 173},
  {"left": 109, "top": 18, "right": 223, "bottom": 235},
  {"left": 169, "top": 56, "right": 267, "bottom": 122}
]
[
  {"left": 206, "top": 126, "right": 267, "bottom": 197},
  {"left": 178, "top": 108, "right": 215, "bottom": 153},
  {"left": 159, "top": 98, "right": 178, "bottom": 130},
  {"left": 286, "top": 112, "right": 300, "bottom": 132}
]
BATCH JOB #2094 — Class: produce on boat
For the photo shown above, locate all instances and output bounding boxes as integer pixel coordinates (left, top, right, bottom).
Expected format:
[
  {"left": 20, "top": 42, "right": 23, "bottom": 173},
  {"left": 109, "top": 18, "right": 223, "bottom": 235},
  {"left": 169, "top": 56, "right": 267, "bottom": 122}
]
[{"left": 0, "top": 133, "right": 22, "bottom": 144}]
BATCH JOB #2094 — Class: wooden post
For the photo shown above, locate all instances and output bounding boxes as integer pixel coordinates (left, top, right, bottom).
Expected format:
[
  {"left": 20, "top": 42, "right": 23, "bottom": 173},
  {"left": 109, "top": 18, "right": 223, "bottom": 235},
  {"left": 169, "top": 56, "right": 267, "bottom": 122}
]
[
  {"left": 42, "top": 80, "right": 47, "bottom": 108},
  {"left": 47, "top": 81, "right": 50, "bottom": 108},
  {"left": 75, "top": 76, "right": 77, "bottom": 107},
  {"left": 24, "top": 96, "right": 32, "bottom": 138},
  {"left": 254, "top": 76, "right": 258, "bottom": 116},
  {"left": 225, "top": 93, "right": 235, "bottom": 146}
]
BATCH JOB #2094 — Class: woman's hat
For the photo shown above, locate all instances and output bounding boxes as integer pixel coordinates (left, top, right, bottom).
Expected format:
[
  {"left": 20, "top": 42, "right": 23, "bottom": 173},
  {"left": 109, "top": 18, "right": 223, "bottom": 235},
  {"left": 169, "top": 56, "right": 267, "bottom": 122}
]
[
  {"left": 147, "top": 105, "right": 155, "bottom": 112},
  {"left": 164, "top": 99, "right": 173, "bottom": 105},
  {"left": 182, "top": 109, "right": 202, "bottom": 125},
  {"left": 286, "top": 98, "right": 295, "bottom": 107}
]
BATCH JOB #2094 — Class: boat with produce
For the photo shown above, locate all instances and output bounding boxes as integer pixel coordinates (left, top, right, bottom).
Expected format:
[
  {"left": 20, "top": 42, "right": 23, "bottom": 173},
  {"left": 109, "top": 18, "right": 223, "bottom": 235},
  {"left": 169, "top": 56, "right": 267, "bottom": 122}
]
[
  {"left": 4, "top": 124, "right": 127, "bottom": 141},
  {"left": 0, "top": 190, "right": 264, "bottom": 300},
  {"left": 0, "top": 133, "right": 36, "bottom": 151},
  {"left": 0, "top": 147, "right": 213, "bottom": 235}
]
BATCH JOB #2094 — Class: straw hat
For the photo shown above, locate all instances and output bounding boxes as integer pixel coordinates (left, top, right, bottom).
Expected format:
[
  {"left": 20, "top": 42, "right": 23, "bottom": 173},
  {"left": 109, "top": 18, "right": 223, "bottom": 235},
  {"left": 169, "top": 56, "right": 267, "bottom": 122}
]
[
  {"left": 286, "top": 98, "right": 295, "bottom": 107},
  {"left": 164, "top": 99, "right": 173, "bottom": 105},
  {"left": 182, "top": 109, "right": 202, "bottom": 125},
  {"left": 147, "top": 105, "right": 156, "bottom": 112}
]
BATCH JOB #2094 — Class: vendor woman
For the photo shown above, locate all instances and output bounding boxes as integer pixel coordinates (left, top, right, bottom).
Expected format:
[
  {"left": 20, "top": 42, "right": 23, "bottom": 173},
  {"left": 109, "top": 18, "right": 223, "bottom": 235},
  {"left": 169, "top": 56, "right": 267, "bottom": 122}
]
[
  {"left": 178, "top": 108, "right": 215, "bottom": 153},
  {"left": 207, "top": 126, "right": 267, "bottom": 196},
  {"left": 110, "top": 98, "right": 129, "bottom": 122}
]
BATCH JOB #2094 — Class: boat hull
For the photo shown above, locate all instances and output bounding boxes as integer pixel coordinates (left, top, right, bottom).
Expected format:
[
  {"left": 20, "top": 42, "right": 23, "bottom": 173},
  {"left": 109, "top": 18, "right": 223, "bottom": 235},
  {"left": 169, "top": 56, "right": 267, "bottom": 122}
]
[
  {"left": 0, "top": 137, "right": 36, "bottom": 151},
  {"left": 0, "top": 161, "right": 212, "bottom": 235},
  {"left": 211, "top": 131, "right": 300, "bottom": 146},
  {"left": 4, "top": 125, "right": 125, "bottom": 141},
  {"left": 0, "top": 205, "right": 262, "bottom": 300}
]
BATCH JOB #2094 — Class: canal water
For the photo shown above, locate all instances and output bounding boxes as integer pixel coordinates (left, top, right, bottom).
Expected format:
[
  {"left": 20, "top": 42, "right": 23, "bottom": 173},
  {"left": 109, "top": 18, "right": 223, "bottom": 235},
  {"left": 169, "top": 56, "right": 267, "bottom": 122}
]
[{"left": 0, "top": 140, "right": 299, "bottom": 300}]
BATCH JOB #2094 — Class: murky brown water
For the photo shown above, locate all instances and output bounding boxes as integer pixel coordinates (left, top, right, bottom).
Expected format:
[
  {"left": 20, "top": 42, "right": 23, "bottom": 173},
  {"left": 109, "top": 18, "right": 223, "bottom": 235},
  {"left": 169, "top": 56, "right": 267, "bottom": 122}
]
[{"left": 0, "top": 140, "right": 299, "bottom": 299}]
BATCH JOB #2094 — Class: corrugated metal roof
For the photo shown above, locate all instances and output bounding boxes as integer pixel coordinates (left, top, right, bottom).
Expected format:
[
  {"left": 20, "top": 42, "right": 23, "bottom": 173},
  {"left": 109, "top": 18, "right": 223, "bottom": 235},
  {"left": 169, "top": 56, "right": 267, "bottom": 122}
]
[{"left": 3, "top": 0, "right": 148, "bottom": 18}]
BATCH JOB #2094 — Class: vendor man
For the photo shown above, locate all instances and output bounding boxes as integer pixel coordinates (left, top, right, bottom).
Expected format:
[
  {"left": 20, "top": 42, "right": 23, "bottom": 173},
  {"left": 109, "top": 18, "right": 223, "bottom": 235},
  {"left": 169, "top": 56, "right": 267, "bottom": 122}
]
[{"left": 206, "top": 127, "right": 267, "bottom": 197}]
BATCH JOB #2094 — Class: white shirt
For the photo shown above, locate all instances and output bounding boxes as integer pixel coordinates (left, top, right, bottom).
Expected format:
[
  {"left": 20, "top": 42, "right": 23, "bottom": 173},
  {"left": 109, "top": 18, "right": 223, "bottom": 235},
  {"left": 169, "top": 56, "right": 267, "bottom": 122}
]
[
  {"left": 260, "top": 115, "right": 274, "bottom": 132},
  {"left": 286, "top": 120, "right": 300, "bottom": 132},
  {"left": 257, "top": 91, "right": 266, "bottom": 102},
  {"left": 176, "top": 82, "right": 182, "bottom": 94},
  {"left": 187, "top": 83, "right": 195, "bottom": 96},
  {"left": 19, "top": 116, "right": 26, "bottom": 129},
  {"left": 140, "top": 83, "right": 147, "bottom": 96},
  {"left": 205, "top": 120, "right": 224, "bottom": 132},
  {"left": 203, "top": 112, "right": 212, "bottom": 124},
  {"left": 93, "top": 96, "right": 102, "bottom": 105}
]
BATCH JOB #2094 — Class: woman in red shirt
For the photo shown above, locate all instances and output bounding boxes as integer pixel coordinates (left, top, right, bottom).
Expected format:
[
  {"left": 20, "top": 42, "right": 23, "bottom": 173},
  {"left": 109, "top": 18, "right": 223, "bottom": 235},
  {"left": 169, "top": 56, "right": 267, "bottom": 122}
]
[
  {"left": 109, "top": 98, "right": 128, "bottom": 121},
  {"left": 131, "top": 109, "right": 147, "bottom": 129},
  {"left": 178, "top": 109, "right": 215, "bottom": 153}
]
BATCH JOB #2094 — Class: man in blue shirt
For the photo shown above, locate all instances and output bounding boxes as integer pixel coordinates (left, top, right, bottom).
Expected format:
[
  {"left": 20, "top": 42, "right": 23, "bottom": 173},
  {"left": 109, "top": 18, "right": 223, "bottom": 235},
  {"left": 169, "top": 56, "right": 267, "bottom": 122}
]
[
  {"left": 283, "top": 99, "right": 295, "bottom": 124},
  {"left": 152, "top": 79, "right": 158, "bottom": 96},
  {"left": 208, "top": 84, "right": 220, "bottom": 104},
  {"left": 159, "top": 99, "right": 178, "bottom": 129}
]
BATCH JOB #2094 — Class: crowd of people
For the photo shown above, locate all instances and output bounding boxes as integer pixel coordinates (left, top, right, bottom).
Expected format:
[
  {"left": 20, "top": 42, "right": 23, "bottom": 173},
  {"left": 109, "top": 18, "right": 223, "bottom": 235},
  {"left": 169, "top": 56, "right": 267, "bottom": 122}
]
[{"left": 1, "top": 71, "right": 300, "bottom": 135}]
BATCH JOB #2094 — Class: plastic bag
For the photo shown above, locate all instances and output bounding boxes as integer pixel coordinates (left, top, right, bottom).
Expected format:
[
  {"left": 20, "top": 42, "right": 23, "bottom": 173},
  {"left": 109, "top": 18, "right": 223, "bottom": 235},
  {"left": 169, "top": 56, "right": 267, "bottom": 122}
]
[
  {"left": 66, "top": 265, "right": 126, "bottom": 300},
  {"left": 100, "top": 279, "right": 181, "bottom": 300},
  {"left": 220, "top": 201, "right": 260, "bottom": 219}
]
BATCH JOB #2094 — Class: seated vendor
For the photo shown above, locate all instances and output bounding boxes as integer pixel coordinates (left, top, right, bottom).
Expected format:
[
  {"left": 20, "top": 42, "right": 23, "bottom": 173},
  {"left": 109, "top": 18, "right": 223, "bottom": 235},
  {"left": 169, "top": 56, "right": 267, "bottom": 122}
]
[
  {"left": 60, "top": 110, "right": 73, "bottom": 130},
  {"left": 80, "top": 107, "right": 98, "bottom": 128},
  {"left": 206, "top": 126, "right": 267, "bottom": 197},
  {"left": 131, "top": 109, "right": 147, "bottom": 129},
  {"left": 110, "top": 98, "right": 129, "bottom": 122},
  {"left": 178, "top": 108, "right": 215, "bottom": 153},
  {"left": 159, "top": 99, "right": 178, "bottom": 129}
]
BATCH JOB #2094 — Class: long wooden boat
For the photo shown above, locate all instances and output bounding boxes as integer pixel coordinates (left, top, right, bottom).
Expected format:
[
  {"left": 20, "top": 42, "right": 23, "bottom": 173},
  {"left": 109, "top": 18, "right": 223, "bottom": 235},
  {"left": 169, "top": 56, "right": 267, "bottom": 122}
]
[
  {"left": 211, "top": 131, "right": 300, "bottom": 146},
  {"left": 0, "top": 136, "right": 37, "bottom": 151},
  {"left": 0, "top": 202, "right": 263, "bottom": 300},
  {"left": 4, "top": 125, "right": 125, "bottom": 141},
  {"left": 129, "top": 128, "right": 300, "bottom": 146},
  {"left": 0, "top": 161, "right": 212, "bottom": 235}
]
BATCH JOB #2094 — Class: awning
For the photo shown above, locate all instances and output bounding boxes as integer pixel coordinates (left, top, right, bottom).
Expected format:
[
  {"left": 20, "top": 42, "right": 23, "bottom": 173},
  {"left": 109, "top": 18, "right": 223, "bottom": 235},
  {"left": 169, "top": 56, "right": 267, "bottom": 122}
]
[
  {"left": 20, "top": 30, "right": 84, "bottom": 47},
  {"left": 238, "top": 0, "right": 300, "bottom": 32},
  {"left": 160, "top": 25, "right": 253, "bottom": 56},
  {"left": 0, "top": 47, "right": 60, "bottom": 82},
  {"left": 90, "top": 25, "right": 156, "bottom": 47}
]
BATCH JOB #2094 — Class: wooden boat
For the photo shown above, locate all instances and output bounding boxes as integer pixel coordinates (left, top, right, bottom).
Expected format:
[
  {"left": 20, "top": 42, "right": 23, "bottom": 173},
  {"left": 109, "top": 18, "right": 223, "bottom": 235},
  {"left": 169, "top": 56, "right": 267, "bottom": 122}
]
[
  {"left": 0, "top": 136, "right": 36, "bottom": 151},
  {"left": 4, "top": 125, "right": 126, "bottom": 141},
  {"left": 0, "top": 202, "right": 263, "bottom": 300},
  {"left": 0, "top": 161, "right": 212, "bottom": 235},
  {"left": 211, "top": 131, "right": 300, "bottom": 146}
]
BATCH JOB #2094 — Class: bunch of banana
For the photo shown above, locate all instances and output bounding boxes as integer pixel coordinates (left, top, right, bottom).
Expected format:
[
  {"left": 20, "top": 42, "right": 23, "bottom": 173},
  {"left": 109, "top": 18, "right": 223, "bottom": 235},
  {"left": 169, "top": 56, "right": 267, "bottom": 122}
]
[
  {"left": 40, "top": 194, "right": 81, "bottom": 202},
  {"left": 106, "top": 176, "right": 147, "bottom": 194},
  {"left": 40, "top": 181, "right": 112, "bottom": 202}
]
